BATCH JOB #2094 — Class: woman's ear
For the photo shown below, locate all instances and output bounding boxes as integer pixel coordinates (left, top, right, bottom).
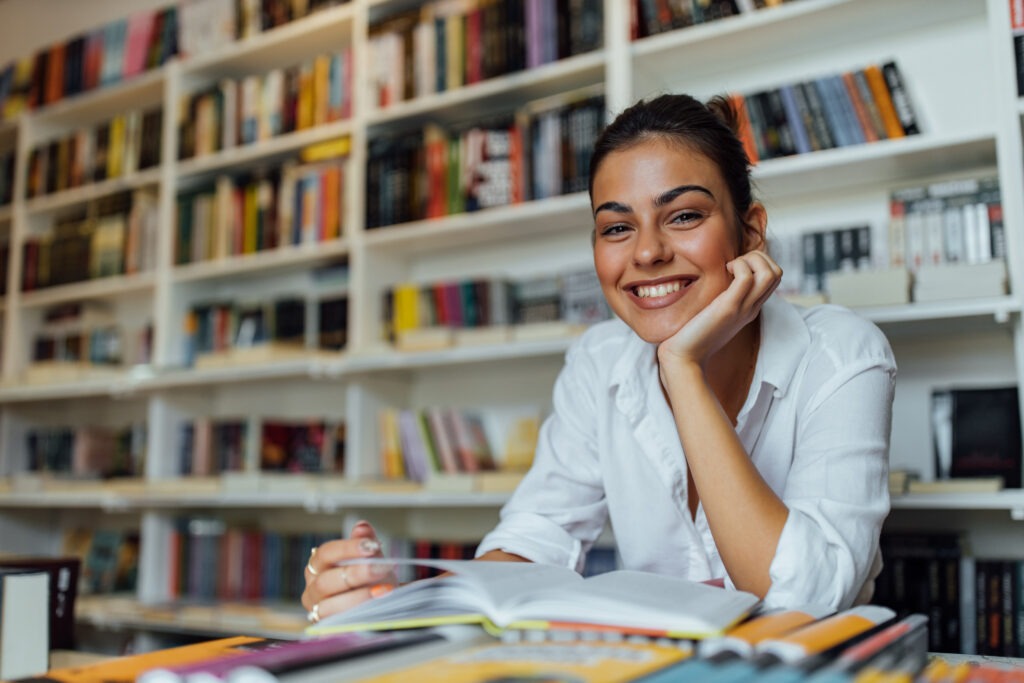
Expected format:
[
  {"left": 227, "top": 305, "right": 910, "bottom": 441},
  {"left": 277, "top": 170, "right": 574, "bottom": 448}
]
[{"left": 740, "top": 202, "right": 768, "bottom": 253}]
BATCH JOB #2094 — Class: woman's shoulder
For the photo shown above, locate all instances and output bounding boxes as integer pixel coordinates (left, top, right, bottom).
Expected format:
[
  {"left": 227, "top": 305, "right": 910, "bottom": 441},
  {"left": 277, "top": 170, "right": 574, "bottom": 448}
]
[{"left": 793, "top": 301, "right": 895, "bottom": 366}]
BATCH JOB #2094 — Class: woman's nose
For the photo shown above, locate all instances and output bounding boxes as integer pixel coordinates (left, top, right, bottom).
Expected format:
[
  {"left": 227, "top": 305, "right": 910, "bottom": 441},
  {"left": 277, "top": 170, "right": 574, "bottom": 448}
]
[{"left": 633, "top": 227, "right": 670, "bottom": 266}]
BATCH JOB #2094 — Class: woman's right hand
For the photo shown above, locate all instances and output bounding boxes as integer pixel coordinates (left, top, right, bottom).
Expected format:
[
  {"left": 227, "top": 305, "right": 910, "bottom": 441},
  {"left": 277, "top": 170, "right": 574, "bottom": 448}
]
[{"left": 301, "top": 520, "right": 396, "bottom": 623}]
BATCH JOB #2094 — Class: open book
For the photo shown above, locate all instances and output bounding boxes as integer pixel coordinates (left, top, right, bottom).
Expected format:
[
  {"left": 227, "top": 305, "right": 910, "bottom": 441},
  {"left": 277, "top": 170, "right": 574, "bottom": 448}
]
[{"left": 307, "top": 558, "right": 760, "bottom": 640}]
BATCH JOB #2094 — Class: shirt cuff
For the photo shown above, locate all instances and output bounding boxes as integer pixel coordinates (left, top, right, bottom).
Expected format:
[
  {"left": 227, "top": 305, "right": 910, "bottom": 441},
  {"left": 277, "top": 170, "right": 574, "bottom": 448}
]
[
  {"left": 475, "top": 511, "right": 584, "bottom": 571},
  {"left": 763, "top": 507, "right": 854, "bottom": 611}
]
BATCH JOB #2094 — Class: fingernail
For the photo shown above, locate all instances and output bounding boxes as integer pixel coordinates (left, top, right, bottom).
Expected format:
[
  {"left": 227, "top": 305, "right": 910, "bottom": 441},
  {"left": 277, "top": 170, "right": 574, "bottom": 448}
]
[
  {"left": 370, "top": 584, "right": 393, "bottom": 599},
  {"left": 359, "top": 539, "right": 381, "bottom": 555}
]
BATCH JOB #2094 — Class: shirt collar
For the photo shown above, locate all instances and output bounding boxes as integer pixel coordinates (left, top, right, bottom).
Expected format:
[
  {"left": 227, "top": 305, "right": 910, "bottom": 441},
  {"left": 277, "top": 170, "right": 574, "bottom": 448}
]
[{"left": 755, "top": 293, "right": 811, "bottom": 398}]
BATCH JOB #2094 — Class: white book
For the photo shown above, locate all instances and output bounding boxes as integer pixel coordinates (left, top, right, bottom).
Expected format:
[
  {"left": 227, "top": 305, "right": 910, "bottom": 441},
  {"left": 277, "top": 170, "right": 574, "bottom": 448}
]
[
  {"left": 308, "top": 558, "right": 760, "bottom": 639},
  {"left": 0, "top": 569, "right": 49, "bottom": 680}
]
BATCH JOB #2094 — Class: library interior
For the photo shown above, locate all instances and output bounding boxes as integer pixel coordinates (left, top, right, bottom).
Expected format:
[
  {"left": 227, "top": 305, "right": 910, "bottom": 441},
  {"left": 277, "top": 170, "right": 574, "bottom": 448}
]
[{"left": 1, "top": 0, "right": 1024, "bottom": 680}]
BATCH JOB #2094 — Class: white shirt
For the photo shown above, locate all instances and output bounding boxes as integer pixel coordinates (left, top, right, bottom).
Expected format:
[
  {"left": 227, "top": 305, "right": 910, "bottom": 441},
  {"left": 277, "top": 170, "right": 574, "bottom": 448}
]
[{"left": 477, "top": 294, "right": 896, "bottom": 610}]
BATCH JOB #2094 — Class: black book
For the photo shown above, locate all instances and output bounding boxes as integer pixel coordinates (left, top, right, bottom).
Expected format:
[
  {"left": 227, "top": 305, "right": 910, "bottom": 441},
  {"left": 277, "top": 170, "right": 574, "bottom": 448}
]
[
  {"left": 0, "top": 557, "right": 80, "bottom": 651},
  {"left": 945, "top": 386, "right": 1022, "bottom": 488},
  {"left": 881, "top": 61, "right": 920, "bottom": 136}
]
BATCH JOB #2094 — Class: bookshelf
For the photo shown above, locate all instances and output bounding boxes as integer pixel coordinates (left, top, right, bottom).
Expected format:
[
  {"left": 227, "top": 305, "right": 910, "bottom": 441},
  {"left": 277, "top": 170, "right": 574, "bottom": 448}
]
[{"left": 0, "top": 0, "right": 1021, "bottom": 647}]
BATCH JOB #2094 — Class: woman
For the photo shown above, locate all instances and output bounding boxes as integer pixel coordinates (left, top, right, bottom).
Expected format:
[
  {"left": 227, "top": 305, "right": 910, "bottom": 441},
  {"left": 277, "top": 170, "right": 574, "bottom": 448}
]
[{"left": 302, "top": 93, "right": 896, "bottom": 624}]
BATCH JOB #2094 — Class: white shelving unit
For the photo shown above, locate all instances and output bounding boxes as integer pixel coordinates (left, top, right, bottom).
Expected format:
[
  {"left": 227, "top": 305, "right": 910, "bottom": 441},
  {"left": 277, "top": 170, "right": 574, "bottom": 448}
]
[{"left": 0, "top": 0, "right": 1022, "bottom": 640}]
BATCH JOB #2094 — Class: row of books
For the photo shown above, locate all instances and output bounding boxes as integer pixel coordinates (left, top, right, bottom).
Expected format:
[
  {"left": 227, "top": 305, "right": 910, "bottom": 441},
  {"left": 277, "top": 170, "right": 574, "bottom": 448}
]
[
  {"left": 383, "top": 269, "right": 610, "bottom": 348},
  {"left": 631, "top": 0, "right": 803, "bottom": 40},
  {"left": 183, "top": 293, "right": 348, "bottom": 366},
  {"left": 24, "top": 423, "right": 147, "bottom": 479},
  {"left": 177, "top": 0, "right": 351, "bottom": 60},
  {"left": 26, "top": 109, "right": 163, "bottom": 198},
  {"left": 0, "top": 0, "right": 353, "bottom": 121},
  {"left": 931, "top": 385, "right": 1021, "bottom": 489},
  {"left": 876, "top": 531, "right": 1024, "bottom": 657},
  {"left": 378, "top": 406, "right": 541, "bottom": 482},
  {"left": 733, "top": 61, "right": 918, "bottom": 163},
  {"left": 889, "top": 175, "right": 1004, "bottom": 272},
  {"left": 367, "top": 0, "right": 602, "bottom": 110},
  {"left": 0, "top": 6, "right": 178, "bottom": 119},
  {"left": 175, "top": 154, "right": 346, "bottom": 264},
  {"left": 178, "top": 417, "right": 346, "bottom": 476},
  {"left": 366, "top": 87, "right": 604, "bottom": 228},
  {"left": 22, "top": 189, "right": 158, "bottom": 291},
  {"left": 178, "top": 49, "right": 352, "bottom": 160}
]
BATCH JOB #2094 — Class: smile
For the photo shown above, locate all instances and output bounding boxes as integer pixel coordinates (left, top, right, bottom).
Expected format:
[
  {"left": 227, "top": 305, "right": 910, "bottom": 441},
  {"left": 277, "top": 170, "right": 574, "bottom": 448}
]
[{"left": 628, "top": 278, "right": 695, "bottom": 306}]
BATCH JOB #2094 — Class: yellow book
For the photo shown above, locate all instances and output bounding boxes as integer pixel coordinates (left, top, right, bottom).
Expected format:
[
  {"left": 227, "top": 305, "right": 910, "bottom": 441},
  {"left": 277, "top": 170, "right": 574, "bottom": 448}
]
[
  {"left": 243, "top": 184, "right": 258, "bottom": 254},
  {"left": 297, "top": 62, "right": 314, "bottom": 130},
  {"left": 361, "top": 640, "right": 690, "bottom": 683},
  {"left": 107, "top": 114, "right": 126, "bottom": 178},
  {"left": 300, "top": 136, "right": 352, "bottom": 163},
  {"left": 393, "top": 283, "right": 422, "bottom": 336},
  {"left": 313, "top": 53, "right": 331, "bottom": 126},
  {"left": 378, "top": 407, "right": 406, "bottom": 479},
  {"left": 308, "top": 558, "right": 760, "bottom": 641}
]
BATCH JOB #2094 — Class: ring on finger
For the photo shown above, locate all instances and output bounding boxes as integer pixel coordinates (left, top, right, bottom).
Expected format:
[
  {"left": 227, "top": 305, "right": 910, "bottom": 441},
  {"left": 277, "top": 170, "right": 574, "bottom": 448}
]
[
  {"left": 307, "top": 603, "right": 320, "bottom": 624},
  {"left": 306, "top": 548, "right": 319, "bottom": 576}
]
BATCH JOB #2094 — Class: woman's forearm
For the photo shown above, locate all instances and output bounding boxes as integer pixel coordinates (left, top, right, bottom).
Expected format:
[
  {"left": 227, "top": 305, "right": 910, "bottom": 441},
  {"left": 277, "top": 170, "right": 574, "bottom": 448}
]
[{"left": 663, "top": 360, "right": 787, "bottom": 597}]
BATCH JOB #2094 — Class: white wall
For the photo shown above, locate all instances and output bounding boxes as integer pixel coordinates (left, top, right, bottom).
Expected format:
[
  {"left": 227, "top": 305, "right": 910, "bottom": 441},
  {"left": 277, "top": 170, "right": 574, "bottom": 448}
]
[{"left": 0, "top": 0, "right": 171, "bottom": 65}]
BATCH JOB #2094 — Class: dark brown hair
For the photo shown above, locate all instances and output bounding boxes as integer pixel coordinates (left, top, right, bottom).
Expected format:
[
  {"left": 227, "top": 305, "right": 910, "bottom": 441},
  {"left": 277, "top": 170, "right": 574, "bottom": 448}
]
[{"left": 588, "top": 93, "right": 755, "bottom": 230}]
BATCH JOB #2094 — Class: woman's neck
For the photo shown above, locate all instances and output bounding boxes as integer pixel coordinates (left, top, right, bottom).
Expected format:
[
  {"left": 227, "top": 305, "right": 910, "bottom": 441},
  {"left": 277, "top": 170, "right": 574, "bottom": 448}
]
[{"left": 705, "top": 318, "right": 761, "bottom": 424}]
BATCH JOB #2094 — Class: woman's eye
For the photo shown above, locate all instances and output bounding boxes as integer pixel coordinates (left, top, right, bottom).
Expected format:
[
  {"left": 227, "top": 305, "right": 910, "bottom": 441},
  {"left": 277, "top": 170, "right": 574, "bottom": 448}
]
[
  {"left": 670, "top": 211, "right": 703, "bottom": 225},
  {"left": 599, "top": 224, "right": 630, "bottom": 237}
]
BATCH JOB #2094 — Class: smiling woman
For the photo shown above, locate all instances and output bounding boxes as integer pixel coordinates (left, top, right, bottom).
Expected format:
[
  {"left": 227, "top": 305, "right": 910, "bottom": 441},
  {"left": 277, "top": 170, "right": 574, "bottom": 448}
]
[{"left": 302, "top": 93, "right": 898, "bottom": 621}]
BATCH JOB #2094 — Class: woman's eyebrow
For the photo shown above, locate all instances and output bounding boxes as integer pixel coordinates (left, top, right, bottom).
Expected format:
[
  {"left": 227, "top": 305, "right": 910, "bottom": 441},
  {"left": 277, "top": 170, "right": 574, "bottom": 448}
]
[
  {"left": 654, "top": 184, "right": 714, "bottom": 207},
  {"left": 593, "top": 200, "right": 632, "bottom": 217}
]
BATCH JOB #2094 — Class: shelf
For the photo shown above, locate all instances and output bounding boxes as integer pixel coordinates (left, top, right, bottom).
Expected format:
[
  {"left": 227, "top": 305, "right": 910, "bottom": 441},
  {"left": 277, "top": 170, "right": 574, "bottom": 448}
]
[
  {"left": 366, "top": 51, "right": 606, "bottom": 130},
  {"left": 24, "top": 167, "right": 162, "bottom": 216},
  {"left": 28, "top": 69, "right": 166, "bottom": 132},
  {"left": 77, "top": 595, "right": 307, "bottom": 639},
  {"left": 755, "top": 130, "right": 997, "bottom": 200},
  {"left": 362, "top": 192, "right": 593, "bottom": 255},
  {"left": 19, "top": 271, "right": 156, "bottom": 308},
  {"left": 630, "top": 0, "right": 982, "bottom": 97},
  {"left": 345, "top": 335, "right": 578, "bottom": 374},
  {"left": 857, "top": 297, "right": 1020, "bottom": 326},
  {"left": 182, "top": 3, "right": 356, "bottom": 82},
  {"left": 892, "top": 490, "right": 1024, "bottom": 516},
  {"left": 172, "top": 239, "right": 351, "bottom": 284},
  {"left": 176, "top": 120, "right": 354, "bottom": 181},
  {"left": 0, "top": 372, "right": 138, "bottom": 403}
]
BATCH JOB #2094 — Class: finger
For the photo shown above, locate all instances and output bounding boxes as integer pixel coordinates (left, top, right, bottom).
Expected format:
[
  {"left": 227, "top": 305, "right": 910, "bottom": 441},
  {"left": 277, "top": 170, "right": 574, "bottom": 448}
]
[
  {"left": 311, "top": 582, "right": 397, "bottom": 622},
  {"left": 303, "top": 564, "right": 397, "bottom": 609},
  {"left": 308, "top": 534, "right": 383, "bottom": 574}
]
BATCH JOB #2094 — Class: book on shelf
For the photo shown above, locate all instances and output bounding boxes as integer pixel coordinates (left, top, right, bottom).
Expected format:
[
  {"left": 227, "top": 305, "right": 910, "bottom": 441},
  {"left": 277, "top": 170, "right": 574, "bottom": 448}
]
[
  {"left": 904, "top": 477, "right": 1004, "bottom": 494},
  {"left": 308, "top": 558, "right": 761, "bottom": 640},
  {"left": 931, "top": 386, "right": 1021, "bottom": 488},
  {"left": 0, "top": 569, "right": 49, "bottom": 681},
  {"left": 0, "top": 556, "right": 79, "bottom": 651}
]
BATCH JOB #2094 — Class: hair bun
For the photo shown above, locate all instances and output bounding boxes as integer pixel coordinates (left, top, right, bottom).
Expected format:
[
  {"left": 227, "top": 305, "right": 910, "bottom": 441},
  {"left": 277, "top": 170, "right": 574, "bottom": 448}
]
[{"left": 705, "top": 94, "right": 742, "bottom": 139}]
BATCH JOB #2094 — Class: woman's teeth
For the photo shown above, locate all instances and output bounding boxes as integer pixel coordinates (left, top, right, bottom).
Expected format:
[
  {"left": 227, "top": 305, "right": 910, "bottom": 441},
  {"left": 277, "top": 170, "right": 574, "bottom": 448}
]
[{"left": 635, "top": 281, "right": 683, "bottom": 298}]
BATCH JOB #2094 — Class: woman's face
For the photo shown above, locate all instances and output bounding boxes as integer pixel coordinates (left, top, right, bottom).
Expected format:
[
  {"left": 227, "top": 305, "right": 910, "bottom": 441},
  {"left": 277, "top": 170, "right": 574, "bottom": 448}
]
[{"left": 591, "top": 138, "right": 762, "bottom": 344}]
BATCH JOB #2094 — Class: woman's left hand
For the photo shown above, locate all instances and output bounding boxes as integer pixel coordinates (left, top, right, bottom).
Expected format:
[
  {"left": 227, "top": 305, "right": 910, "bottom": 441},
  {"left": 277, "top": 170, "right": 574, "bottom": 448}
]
[{"left": 657, "top": 250, "right": 782, "bottom": 371}]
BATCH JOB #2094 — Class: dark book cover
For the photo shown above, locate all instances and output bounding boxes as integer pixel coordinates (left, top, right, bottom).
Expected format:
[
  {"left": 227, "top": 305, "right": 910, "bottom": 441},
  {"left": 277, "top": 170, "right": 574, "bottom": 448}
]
[
  {"left": 948, "top": 386, "right": 1021, "bottom": 488},
  {"left": 0, "top": 557, "right": 80, "bottom": 650}
]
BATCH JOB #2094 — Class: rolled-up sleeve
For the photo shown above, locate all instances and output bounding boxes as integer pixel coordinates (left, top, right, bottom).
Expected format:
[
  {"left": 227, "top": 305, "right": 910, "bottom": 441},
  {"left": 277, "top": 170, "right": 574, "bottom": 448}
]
[
  {"left": 764, "top": 356, "right": 896, "bottom": 610},
  {"left": 476, "top": 342, "right": 608, "bottom": 572}
]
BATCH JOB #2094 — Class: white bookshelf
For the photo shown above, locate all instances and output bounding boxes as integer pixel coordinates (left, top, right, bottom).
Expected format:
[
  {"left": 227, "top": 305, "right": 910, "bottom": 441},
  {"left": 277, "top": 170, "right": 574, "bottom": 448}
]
[{"left": 0, "top": 0, "right": 1021, "bottom": 640}]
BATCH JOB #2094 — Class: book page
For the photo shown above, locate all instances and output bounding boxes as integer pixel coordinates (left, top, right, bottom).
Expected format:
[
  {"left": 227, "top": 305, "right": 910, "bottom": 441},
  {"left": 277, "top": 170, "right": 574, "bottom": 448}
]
[
  {"left": 499, "top": 570, "right": 760, "bottom": 636},
  {"left": 313, "top": 559, "right": 582, "bottom": 632}
]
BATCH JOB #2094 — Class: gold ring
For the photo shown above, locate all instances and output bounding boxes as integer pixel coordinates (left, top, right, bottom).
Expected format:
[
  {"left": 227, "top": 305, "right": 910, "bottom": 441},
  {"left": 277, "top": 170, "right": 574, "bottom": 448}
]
[
  {"left": 306, "top": 548, "right": 318, "bottom": 576},
  {"left": 307, "top": 603, "right": 320, "bottom": 624}
]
